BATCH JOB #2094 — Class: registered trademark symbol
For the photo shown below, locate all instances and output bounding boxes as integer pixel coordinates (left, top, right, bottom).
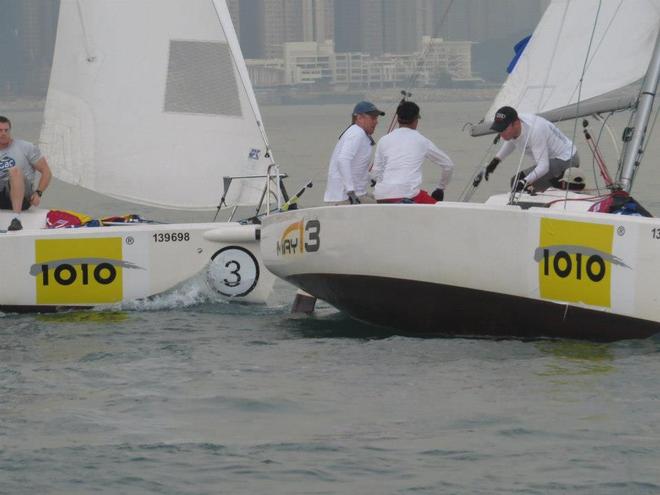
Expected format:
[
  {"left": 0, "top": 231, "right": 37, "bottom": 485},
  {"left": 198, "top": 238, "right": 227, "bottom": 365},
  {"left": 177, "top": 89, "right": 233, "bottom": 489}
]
[
  {"left": 125, "top": 236, "right": 134, "bottom": 245},
  {"left": 617, "top": 226, "right": 625, "bottom": 236}
]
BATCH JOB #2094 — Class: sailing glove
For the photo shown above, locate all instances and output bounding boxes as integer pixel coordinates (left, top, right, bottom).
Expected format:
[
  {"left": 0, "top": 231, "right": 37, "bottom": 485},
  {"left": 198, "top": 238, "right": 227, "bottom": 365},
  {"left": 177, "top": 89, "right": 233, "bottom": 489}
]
[
  {"left": 484, "top": 158, "right": 500, "bottom": 180},
  {"left": 347, "top": 191, "right": 361, "bottom": 204},
  {"left": 514, "top": 179, "right": 531, "bottom": 193},
  {"left": 431, "top": 188, "right": 444, "bottom": 201}
]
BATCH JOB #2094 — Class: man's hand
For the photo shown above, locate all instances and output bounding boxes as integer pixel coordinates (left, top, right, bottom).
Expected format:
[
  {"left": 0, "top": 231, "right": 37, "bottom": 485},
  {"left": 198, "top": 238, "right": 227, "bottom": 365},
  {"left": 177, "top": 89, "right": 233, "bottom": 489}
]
[
  {"left": 431, "top": 188, "right": 444, "bottom": 201},
  {"left": 484, "top": 157, "right": 500, "bottom": 181},
  {"left": 472, "top": 171, "right": 483, "bottom": 188},
  {"left": 514, "top": 179, "right": 532, "bottom": 193},
  {"left": 30, "top": 191, "right": 41, "bottom": 207},
  {"left": 347, "top": 191, "right": 361, "bottom": 204}
]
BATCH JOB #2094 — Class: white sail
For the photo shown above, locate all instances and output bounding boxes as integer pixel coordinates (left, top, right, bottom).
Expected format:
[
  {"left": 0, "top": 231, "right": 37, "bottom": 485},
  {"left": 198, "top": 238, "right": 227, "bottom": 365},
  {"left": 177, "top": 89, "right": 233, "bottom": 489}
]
[
  {"left": 472, "top": 0, "right": 660, "bottom": 136},
  {"left": 40, "top": 0, "right": 273, "bottom": 209}
]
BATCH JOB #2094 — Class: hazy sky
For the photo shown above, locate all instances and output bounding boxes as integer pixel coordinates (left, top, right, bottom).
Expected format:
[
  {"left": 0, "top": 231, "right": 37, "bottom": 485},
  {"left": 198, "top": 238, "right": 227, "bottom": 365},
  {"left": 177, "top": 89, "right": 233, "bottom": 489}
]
[{"left": 0, "top": 0, "right": 548, "bottom": 97}]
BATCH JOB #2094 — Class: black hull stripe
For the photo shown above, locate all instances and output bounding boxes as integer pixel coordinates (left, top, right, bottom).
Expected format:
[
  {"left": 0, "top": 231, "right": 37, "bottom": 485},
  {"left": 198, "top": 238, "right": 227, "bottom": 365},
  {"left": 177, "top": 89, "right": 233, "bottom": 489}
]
[
  {"left": 289, "top": 274, "right": 660, "bottom": 341},
  {"left": 0, "top": 305, "right": 89, "bottom": 314}
]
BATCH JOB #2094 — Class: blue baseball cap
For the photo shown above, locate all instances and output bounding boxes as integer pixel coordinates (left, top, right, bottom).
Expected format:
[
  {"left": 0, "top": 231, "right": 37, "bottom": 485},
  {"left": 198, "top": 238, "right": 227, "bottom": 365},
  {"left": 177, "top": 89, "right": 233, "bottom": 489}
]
[{"left": 352, "top": 100, "right": 385, "bottom": 116}]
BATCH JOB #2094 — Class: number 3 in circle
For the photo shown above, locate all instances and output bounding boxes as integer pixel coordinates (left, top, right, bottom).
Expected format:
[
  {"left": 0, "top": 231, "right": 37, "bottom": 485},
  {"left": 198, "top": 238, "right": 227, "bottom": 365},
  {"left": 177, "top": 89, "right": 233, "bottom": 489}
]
[{"left": 207, "top": 246, "right": 260, "bottom": 297}]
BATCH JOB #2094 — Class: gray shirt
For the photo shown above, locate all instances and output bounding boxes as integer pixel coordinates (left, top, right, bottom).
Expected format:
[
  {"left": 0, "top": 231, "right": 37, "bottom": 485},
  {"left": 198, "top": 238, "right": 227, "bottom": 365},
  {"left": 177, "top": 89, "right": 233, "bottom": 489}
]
[{"left": 0, "top": 139, "right": 42, "bottom": 192}]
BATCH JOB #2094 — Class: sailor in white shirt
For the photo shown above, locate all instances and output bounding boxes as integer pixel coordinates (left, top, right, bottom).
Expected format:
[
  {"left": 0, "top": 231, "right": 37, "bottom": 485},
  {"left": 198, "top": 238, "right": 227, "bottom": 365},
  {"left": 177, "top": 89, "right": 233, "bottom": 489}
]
[
  {"left": 484, "top": 106, "right": 579, "bottom": 191},
  {"left": 323, "top": 101, "right": 385, "bottom": 204},
  {"left": 372, "top": 101, "right": 454, "bottom": 203}
]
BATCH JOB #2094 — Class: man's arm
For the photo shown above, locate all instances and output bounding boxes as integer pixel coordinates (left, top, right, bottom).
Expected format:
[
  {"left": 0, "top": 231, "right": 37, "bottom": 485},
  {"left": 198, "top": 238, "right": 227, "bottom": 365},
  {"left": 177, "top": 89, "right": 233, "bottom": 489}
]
[
  {"left": 371, "top": 141, "right": 385, "bottom": 183},
  {"left": 335, "top": 133, "right": 360, "bottom": 194},
  {"left": 495, "top": 140, "right": 515, "bottom": 162},
  {"left": 426, "top": 141, "right": 454, "bottom": 190},
  {"left": 524, "top": 138, "right": 550, "bottom": 185},
  {"left": 30, "top": 157, "right": 52, "bottom": 206}
]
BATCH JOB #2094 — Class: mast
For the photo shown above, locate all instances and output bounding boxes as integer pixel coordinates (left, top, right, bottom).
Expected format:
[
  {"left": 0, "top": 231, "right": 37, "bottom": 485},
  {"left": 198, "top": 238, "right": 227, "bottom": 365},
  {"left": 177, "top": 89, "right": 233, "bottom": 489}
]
[{"left": 620, "top": 30, "right": 660, "bottom": 192}]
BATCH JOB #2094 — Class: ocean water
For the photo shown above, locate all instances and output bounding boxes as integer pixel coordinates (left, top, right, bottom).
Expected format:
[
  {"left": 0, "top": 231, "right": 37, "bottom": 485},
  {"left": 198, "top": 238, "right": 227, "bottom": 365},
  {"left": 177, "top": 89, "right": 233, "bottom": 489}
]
[{"left": 2, "top": 100, "right": 660, "bottom": 493}]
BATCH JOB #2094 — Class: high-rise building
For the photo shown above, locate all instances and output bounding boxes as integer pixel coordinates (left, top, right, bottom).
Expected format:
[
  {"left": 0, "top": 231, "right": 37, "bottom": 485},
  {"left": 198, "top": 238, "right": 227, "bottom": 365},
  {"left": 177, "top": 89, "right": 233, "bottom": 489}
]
[
  {"left": 239, "top": 0, "right": 264, "bottom": 58},
  {"left": 432, "top": 0, "right": 547, "bottom": 42},
  {"left": 226, "top": 0, "right": 240, "bottom": 36},
  {"left": 0, "top": 0, "right": 58, "bottom": 97},
  {"left": 302, "top": 0, "right": 334, "bottom": 43},
  {"left": 259, "top": 0, "right": 304, "bottom": 58},
  {"left": 334, "top": 0, "right": 362, "bottom": 53},
  {"left": 382, "top": 0, "right": 426, "bottom": 54}
]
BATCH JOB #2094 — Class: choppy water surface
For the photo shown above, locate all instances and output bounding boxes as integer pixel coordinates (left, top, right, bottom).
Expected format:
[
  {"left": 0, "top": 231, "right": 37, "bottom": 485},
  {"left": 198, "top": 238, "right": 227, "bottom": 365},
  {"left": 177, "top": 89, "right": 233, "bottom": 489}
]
[
  {"left": 2, "top": 278, "right": 660, "bottom": 494},
  {"left": 3, "top": 100, "right": 660, "bottom": 493}
]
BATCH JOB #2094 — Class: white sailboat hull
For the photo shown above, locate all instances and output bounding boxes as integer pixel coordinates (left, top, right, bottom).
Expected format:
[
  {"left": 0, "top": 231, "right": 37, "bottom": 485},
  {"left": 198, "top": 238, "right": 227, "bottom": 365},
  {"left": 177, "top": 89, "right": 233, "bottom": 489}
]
[
  {"left": 0, "top": 211, "right": 274, "bottom": 311},
  {"left": 260, "top": 201, "right": 660, "bottom": 340}
]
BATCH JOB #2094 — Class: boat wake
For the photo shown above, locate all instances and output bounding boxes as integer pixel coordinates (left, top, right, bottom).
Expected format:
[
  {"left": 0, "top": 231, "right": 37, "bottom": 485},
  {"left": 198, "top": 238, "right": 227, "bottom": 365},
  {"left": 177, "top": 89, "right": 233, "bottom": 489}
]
[{"left": 118, "top": 272, "right": 232, "bottom": 312}]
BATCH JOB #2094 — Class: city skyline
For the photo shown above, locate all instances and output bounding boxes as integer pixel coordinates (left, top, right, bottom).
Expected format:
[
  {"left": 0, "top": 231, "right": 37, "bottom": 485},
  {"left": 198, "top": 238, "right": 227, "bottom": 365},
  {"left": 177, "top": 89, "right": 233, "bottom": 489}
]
[
  {"left": 1, "top": 0, "right": 550, "bottom": 97},
  {"left": 230, "top": 0, "right": 548, "bottom": 58}
]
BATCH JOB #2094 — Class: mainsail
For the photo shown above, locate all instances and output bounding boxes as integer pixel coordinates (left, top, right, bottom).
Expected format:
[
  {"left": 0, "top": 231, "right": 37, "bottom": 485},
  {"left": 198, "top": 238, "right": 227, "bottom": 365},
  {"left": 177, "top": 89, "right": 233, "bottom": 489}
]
[
  {"left": 40, "top": 0, "right": 273, "bottom": 209},
  {"left": 471, "top": 0, "right": 660, "bottom": 136}
]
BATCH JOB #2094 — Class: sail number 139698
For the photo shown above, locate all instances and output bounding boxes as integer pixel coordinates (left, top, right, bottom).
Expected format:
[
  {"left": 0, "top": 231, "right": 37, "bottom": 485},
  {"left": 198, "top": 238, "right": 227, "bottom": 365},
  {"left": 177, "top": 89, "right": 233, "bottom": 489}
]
[{"left": 153, "top": 232, "right": 190, "bottom": 242}]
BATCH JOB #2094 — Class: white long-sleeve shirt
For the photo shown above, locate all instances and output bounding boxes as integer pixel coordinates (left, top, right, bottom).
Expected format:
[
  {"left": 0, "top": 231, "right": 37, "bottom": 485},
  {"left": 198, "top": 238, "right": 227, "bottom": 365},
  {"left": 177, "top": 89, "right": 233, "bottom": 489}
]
[
  {"left": 372, "top": 127, "right": 454, "bottom": 200},
  {"left": 323, "top": 124, "right": 374, "bottom": 202},
  {"left": 495, "top": 113, "right": 576, "bottom": 184}
]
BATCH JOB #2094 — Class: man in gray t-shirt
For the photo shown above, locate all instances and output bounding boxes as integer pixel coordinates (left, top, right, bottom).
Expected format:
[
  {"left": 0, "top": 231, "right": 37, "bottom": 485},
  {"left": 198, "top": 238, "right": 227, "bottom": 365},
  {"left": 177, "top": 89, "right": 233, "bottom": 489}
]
[{"left": 0, "top": 115, "right": 52, "bottom": 231}]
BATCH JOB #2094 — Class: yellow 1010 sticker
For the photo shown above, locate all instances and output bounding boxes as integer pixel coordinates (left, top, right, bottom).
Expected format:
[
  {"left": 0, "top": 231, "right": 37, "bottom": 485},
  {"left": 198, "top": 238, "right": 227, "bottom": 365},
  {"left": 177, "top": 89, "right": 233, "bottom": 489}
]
[
  {"left": 33, "top": 237, "right": 124, "bottom": 304},
  {"left": 537, "top": 218, "right": 614, "bottom": 308}
]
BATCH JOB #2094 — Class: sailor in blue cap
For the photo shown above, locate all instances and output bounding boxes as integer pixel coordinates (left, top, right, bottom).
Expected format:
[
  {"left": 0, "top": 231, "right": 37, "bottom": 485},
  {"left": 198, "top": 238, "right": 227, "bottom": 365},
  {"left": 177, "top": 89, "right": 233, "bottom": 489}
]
[{"left": 323, "top": 101, "right": 385, "bottom": 204}]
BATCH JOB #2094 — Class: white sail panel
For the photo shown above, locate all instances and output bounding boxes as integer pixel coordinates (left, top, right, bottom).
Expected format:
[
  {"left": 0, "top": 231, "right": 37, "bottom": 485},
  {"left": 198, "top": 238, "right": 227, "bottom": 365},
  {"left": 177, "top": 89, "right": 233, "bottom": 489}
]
[
  {"left": 40, "top": 0, "right": 272, "bottom": 209},
  {"left": 481, "top": 0, "right": 660, "bottom": 127}
]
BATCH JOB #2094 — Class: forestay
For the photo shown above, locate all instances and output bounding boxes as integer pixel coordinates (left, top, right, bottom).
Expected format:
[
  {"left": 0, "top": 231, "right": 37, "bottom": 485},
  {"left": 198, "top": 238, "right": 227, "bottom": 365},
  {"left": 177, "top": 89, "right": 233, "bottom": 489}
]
[
  {"left": 471, "top": 0, "right": 660, "bottom": 136},
  {"left": 40, "top": 0, "right": 272, "bottom": 209}
]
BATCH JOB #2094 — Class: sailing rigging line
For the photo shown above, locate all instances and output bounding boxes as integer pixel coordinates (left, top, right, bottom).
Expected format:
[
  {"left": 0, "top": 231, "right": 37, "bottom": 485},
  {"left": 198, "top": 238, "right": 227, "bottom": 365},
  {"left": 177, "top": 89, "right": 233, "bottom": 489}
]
[
  {"left": 640, "top": 98, "right": 660, "bottom": 156},
  {"left": 370, "top": 2, "right": 455, "bottom": 173},
  {"left": 379, "top": 0, "right": 457, "bottom": 124},
  {"left": 588, "top": 113, "right": 613, "bottom": 195},
  {"left": 402, "top": 0, "right": 456, "bottom": 93},
  {"left": 75, "top": 0, "right": 96, "bottom": 62},
  {"left": 562, "top": 0, "right": 604, "bottom": 209},
  {"left": 563, "top": 1, "right": 624, "bottom": 110},
  {"left": 458, "top": 137, "right": 499, "bottom": 202},
  {"left": 583, "top": 119, "right": 614, "bottom": 189}
]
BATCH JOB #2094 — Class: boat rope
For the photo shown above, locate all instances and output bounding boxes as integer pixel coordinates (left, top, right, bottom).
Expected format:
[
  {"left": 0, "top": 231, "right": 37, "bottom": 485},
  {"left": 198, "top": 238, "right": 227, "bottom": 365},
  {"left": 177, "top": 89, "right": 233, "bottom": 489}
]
[
  {"left": 378, "top": 0, "right": 456, "bottom": 125},
  {"left": 402, "top": 0, "right": 456, "bottom": 93},
  {"left": 640, "top": 98, "right": 660, "bottom": 156},
  {"left": 370, "top": 2, "right": 456, "bottom": 180},
  {"left": 582, "top": 119, "right": 614, "bottom": 188},
  {"left": 593, "top": 113, "right": 620, "bottom": 159},
  {"left": 458, "top": 135, "right": 499, "bottom": 202},
  {"left": 75, "top": 0, "right": 96, "bottom": 62},
  {"left": 562, "top": 0, "right": 604, "bottom": 209}
]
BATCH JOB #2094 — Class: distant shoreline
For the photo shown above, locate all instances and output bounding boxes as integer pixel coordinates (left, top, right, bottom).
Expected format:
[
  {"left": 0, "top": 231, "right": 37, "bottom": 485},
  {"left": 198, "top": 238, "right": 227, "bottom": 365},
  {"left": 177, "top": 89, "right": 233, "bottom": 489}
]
[
  {"left": 256, "top": 86, "right": 500, "bottom": 106},
  {"left": 367, "top": 87, "right": 499, "bottom": 103},
  {"left": 1, "top": 87, "right": 500, "bottom": 113},
  {"left": 0, "top": 98, "right": 45, "bottom": 112}
]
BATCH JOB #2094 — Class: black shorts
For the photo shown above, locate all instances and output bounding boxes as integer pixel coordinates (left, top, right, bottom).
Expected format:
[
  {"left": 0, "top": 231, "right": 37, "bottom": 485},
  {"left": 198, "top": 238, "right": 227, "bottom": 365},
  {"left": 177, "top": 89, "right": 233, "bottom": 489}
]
[{"left": 0, "top": 187, "right": 31, "bottom": 211}]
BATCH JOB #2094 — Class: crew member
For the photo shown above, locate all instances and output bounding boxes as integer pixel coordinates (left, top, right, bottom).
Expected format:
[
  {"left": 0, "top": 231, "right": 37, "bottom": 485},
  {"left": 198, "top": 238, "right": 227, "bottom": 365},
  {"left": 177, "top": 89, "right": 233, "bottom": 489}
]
[
  {"left": 372, "top": 101, "right": 454, "bottom": 203},
  {"left": 323, "top": 101, "right": 384, "bottom": 205},
  {"left": 0, "top": 116, "right": 52, "bottom": 231},
  {"left": 484, "top": 106, "right": 579, "bottom": 192}
]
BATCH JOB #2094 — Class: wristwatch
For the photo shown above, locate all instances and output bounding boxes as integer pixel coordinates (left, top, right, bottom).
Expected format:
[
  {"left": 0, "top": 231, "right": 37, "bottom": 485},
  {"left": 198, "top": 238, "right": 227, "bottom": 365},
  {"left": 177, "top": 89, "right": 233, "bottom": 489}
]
[{"left": 35, "top": 190, "right": 43, "bottom": 197}]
